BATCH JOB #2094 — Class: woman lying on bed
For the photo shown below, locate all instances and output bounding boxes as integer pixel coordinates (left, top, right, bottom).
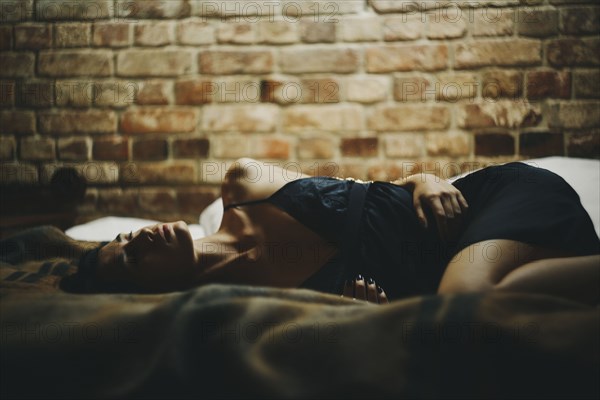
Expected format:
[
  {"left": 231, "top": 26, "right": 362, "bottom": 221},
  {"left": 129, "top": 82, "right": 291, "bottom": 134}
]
[{"left": 93, "top": 158, "right": 599, "bottom": 305}]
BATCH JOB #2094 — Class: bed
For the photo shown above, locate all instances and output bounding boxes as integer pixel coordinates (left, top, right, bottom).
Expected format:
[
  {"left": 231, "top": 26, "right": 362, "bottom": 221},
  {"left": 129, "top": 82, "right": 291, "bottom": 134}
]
[{"left": 1, "top": 157, "right": 599, "bottom": 399}]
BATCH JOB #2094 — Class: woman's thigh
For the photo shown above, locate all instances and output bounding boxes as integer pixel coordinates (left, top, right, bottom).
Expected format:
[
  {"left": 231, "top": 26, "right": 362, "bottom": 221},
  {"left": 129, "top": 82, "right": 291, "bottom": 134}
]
[{"left": 437, "top": 239, "right": 574, "bottom": 293}]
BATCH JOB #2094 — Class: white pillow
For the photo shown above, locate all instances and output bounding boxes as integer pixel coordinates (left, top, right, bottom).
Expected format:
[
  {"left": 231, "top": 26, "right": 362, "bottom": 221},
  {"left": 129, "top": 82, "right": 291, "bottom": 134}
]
[
  {"left": 66, "top": 216, "right": 206, "bottom": 241},
  {"left": 199, "top": 197, "right": 224, "bottom": 236}
]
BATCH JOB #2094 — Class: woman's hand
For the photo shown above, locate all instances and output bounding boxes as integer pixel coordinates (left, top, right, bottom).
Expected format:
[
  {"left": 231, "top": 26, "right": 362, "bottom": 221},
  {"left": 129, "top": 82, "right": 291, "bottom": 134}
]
[
  {"left": 341, "top": 275, "right": 389, "bottom": 304},
  {"left": 393, "top": 174, "right": 469, "bottom": 241}
]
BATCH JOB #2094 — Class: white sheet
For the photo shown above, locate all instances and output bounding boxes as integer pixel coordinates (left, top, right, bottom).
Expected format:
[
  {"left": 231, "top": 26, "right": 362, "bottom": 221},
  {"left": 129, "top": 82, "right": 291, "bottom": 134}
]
[
  {"left": 66, "top": 217, "right": 206, "bottom": 242},
  {"left": 66, "top": 157, "right": 599, "bottom": 241}
]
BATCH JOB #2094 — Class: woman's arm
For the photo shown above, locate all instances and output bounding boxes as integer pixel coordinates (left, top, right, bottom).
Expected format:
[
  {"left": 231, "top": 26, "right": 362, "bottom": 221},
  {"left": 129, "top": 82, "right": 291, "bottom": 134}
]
[{"left": 392, "top": 174, "right": 469, "bottom": 241}]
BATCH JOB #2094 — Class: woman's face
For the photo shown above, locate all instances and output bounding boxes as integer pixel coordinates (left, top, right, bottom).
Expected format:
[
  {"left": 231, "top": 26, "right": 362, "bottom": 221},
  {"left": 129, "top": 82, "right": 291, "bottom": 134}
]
[{"left": 97, "top": 220, "right": 197, "bottom": 291}]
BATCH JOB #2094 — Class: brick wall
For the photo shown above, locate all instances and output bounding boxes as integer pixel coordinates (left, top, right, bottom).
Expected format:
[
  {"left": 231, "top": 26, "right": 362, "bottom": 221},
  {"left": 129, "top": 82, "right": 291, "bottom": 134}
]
[{"left": 0, "top": 0, "right": 599, "bottom": 223}]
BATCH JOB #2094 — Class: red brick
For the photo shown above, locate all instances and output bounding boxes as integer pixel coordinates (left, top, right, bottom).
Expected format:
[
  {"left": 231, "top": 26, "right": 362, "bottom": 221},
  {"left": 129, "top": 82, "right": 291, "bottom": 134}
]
[
  {"left": 574, "top": 70, "right": 600, "bottom": 99},
  {"left": 175, "top": 79, "right": 214, "bottom": 105},
  {"left": 297, "top": 137, "right": 336, "bottom": 159},
  {"left": 137, "top": 81, "right": 171, "bottom": 105},
  {"left": 526, "top": 70, "right": 570, "bottom": 99},
  {"left": 93, "top": 136, "right": 129, "bottom": 160},
  {"left": 15, "top": 80, "right": 53, "bottom": 108},
  {"left": 473, "top": 8, "right": 514, "bottom": 37},
  {"left": 71, "top": 162, "right": 120, "bottom": 185},
  {"left": 132, "top": 139, "right": 168, "bottom": 160},
  {"left": 121, "top": 108, "right": 198, "bottom": 134},
  {"left": 475, "top": 133, "right": 515, "bottom": 156},
  {"left": 547, "top": 38, "right": 600, "bottom": 67},
  {"left": 203, "top": 104, "right": 278, "bottom": 132},
  {"left": 341, "top": 138, "right": 378, "bottom": 157},
  {"left": 115, "top": 0, "right": 190, "bottom": 19},
  {"left": 427, "top": 18, "right": 467, "bottom": 39},
  {"left": 300, "top": 78, "right": 340, "bottom": 103},
  {"left": 457, "top": 102, "right": 542, "bottom": 129},
  {"left": 20, "top": 137, "right": 55, "bottom": 160},
  {"left": 382, "top": 15, "right": 423, "bottom": 41},
  {"left": 211, "top": 135, "right": 249, "bottom": 159},
  {"left": 426, "top": 133, "right": 470, "bottom": 157},
  {"left": 0, "top": 80, "right": 15, "bottom": 107},
  {"left": 347, "top": 76, "right": 388, "bottom": 104},
  {"left": 482, "top": 70, "right": 523, "bottom": 99},
  {"left": 97, "top": 188, "right": 138, "bottom": 214},
  {"left": 92, "top": 22, "right": 130, "bottom": 47},
  {"left": 0, "top": 26, "right": 13, "bottom": 50},
  {"left": 177, "top": 186, "right": 218, "bottom": 214},
  {"left": 250, "top": 137, "right": 291, "bottom": 159},
  {"left": 393, "top": 75, "right": 433, "bottom": 102},
  {"left": 93, "top": 80, "right": 138, "bottom": 108},
  {"left": 117, "top": 50, "right": 192, "bottom": 77},
  {"left": 300, "top": 21, "right": 335, "bottom": 43},
  {"left": 217, "top": 22, "right": 257, "bottom": 44},
  {"left": 434, "top": 73, "right": 478, "bottom": 102},
  {"left": 260, "top": 76, "right": 301, "bottom": 104},
  {"left": 14, "top": 23, "right": 52, "bottom": 49},
  {"left": 0, "top": 163, "right": 38, "bottom": 184},
  {"left": 519, "top": 132, "right": 564, "bottom": 157},
  {"left": 517, "top": 7, "right": 558, "bottom": 37},
  {"left": 134, "top": 21, "right": 173, "bottom": 46},
  {"left": 210, "top": 77, "right": 261, "bottom": 103},
  {"left": 567, "top": 129, "right": 600, "bottom": 159},
  {"left": 367, "top": 162, "right": 405, "bottom": 182},
  {"left": 36, "top": 0, "right": 112, "bottom": 21},
  {"left": 172, "top": 138, "right": 209, "bottom": 158},
  {"left": 55, "top": 80, "right": 93, "bottom": 108},
  {"left": 282, "top": 104, "right": 362, "bottom": 132},
  {"left": 199, "top": 50, "right": 274, "bottom": 75},
  {"left": 39, "top": 110, "right": 117, "bottom": 135},
  {"left": 367, "top": 104, "right": 449, "bottom": 132},
  {"left": 55, "top": 23, "right": 90, "bottom": 47},
  {"left": 547, "top": 101, "right": 600, "bottom": 129},
  {"left": 281, "top": 0, "right": 361, "bottom": 16},
  {"left": 0, "top": 136, "right": 16, "bottom": 160},
  {"left": 455, "top": 39, "right": 541, "bottom": 69},
  {"left": 0, "top": 110, "right": 35, "bottom": 135},
  {"left": 0, "top": 52, "right": 35, "bottom": 78},
  {"left": 138, "top": 188, "right": 177, "bottom": 213},
  {"left": 259, "top": 20, "right": 299, "bottom": 44},
  {"left": 340, "top": 17, "right": 382, "bottom": 42},
  {"left": 177, "top": 18, "right": 215, "bottom": 45},
  {"left": 366, "top": 44, "right": 447, "bottom": 73},
  {"left": 384, "top": 134, "right": 423, "bottom": 158},
  {"left": 57, "top": 137, "right": 91, "bottom": 160},
  {"left": 560, "top": 6, "right": 600, "bottom": 35},
  {"left": 38, "top": 50, "right": 113, "bottom": 77},
  {"left": 131, "top": 162, "right": 197, "bottom": 185},
  {"left": 280, "top": 48, "right": 359, "bottom": 74}
]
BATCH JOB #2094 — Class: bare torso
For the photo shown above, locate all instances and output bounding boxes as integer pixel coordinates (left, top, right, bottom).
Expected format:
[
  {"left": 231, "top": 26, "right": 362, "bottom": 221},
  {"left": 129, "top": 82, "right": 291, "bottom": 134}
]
[{"left": 213, "top": 158, "right": 339, "bottom": 288}]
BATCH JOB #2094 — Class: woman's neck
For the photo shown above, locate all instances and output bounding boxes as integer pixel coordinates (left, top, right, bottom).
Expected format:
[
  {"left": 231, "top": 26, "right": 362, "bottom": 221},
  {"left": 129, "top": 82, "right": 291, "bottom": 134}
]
[{"left": 191, "top": 229, "right": 257, "bottom": 283}]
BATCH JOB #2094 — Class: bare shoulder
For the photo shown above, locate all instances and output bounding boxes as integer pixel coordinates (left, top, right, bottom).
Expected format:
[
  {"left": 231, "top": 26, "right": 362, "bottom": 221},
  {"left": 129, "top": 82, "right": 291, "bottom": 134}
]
[{"left": 222, "top": 158, "right": 311, "bottom": 205}]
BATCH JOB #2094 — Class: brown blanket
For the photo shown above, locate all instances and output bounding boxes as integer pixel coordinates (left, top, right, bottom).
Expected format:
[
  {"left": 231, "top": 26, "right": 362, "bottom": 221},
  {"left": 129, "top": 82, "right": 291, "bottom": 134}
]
[{"left": 1, "top": 227, "right": 598, "bottom": 399}]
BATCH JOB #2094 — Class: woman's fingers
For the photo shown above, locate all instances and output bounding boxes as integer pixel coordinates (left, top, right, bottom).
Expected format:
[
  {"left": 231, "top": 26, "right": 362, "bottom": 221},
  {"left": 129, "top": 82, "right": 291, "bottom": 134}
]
[
  {"left": 450, "top": 194, "right": 462, "bottom": 216},
  {"left": 377, "top": 285, "right": 389, "bottom": 304},
  {"left": 340, "top": 276, "right": 389, "bottom": 305},
  {"left": 366, "top": 277, "right": 378, "bottom": 303},
  {"left": 353, "top": 275, "right": 367, "bottom": 300},
  {"left": 458, "top": 192, "right": 469, "bottom": 211},
  {"left": 413, "top": 199, "right": 428, "bottom": 229},
  {"left": 342, "top": 279, "right": 354, "bottom": 298}
]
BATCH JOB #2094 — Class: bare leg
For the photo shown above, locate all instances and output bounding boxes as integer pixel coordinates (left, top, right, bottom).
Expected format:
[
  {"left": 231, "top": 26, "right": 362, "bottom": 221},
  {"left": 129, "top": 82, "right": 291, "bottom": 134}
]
[
  {"left": 438, "top": 239, "right": 599, "bottom": 305},
  {"left": 495, "top": 254, "right": 599, "bottom": 306}
]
